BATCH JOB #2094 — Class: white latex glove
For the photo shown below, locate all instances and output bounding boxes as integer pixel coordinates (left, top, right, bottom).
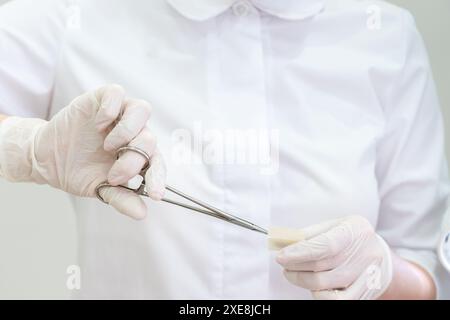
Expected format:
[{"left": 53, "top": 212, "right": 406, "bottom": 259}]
[
  {"left": 0, "top": 84, "right": 166, "bottom": 219},
  {"left": 276, "top": 216, "right": 393, "bottom": 300}
]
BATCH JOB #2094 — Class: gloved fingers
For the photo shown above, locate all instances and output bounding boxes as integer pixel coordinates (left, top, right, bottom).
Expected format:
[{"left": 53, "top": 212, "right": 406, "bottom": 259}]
[
  {"left": 103, "top": 98, "right": 152, "bottom": 152},
  {"left": 144, "top": 150, "right": 167, "bottom": 201},
  {"left": 107, "top": 128, "right": 157, "bottom": 186},
  {"left": 312, "top": 269, "right": 369, "bottom": 300},
  {"left": 280, "top": 252, "right": 347, "bottom": 272},
  {"left": 277, "top": 220, "right": 352, "bottom": 266},
  {"left": 68, "top": 91, "right": 102, "bottom": 120},
  {"left": 300, "top": 218, "right": 344, "bottom": 239},
  {"left": 98, "top": 184, "right": 148, "bottom": 220},
  {"left": 282, "top": 261, "right": 365, "bottom": 291},
  {"left": 94, "top": 84, "right": 126, "bottom": 132}
]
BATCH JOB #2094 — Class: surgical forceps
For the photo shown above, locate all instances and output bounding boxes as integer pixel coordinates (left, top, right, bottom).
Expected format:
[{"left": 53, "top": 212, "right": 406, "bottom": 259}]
[{"left": 95, "top": 146, "right": 268, "bottom": 235}]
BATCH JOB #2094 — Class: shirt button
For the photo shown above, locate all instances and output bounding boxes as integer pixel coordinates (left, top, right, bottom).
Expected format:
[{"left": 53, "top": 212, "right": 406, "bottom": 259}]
[{"left": 232, "top": 1, "right": 251, "bottom": 17}]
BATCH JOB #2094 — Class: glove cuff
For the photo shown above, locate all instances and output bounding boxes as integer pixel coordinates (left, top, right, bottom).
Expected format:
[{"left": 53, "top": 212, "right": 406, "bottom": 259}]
[{"left": 0, "top": 117, "right": 47, "bottom": 183}]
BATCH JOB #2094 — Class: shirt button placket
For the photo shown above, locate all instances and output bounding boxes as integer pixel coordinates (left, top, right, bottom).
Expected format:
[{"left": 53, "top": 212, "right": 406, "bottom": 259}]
[{"left": 208, "top": 0, "right": 270, "bottom": 298}]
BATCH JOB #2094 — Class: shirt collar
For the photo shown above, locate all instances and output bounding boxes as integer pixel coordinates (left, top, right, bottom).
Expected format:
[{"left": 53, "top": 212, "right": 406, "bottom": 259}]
[{"left": 167, "top": 0, "right": 325, "bottom": 21}]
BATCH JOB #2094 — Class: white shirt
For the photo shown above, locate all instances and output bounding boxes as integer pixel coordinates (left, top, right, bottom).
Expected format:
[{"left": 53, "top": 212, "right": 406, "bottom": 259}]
[{"left": 0, "top": 0, "right": 448, "bottom": 299}]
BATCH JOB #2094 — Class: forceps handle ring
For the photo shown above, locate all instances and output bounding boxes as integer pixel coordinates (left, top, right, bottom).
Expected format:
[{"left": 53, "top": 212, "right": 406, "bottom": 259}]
[{"left": 95, "top": 146, "right": 151, "bottom": 203}]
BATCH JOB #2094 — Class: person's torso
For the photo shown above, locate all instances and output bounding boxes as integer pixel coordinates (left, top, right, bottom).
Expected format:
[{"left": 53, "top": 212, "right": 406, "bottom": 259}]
[{"left": 49, "top": 0, "right": 400, "bottom": 299}]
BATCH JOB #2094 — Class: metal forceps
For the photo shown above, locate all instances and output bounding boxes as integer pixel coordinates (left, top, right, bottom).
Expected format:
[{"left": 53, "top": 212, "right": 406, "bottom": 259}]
[{"left": 95, "top": 146, "right": 268, "bottom": 235}]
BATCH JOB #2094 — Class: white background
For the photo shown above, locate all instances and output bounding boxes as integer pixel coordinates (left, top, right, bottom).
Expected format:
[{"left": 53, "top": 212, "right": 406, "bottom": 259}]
[{"left": 0, "top": 0, "right": 449, "bottom": 299}]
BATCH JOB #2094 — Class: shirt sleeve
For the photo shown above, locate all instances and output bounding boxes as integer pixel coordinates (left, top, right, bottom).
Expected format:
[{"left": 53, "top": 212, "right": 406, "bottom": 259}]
[
  {"left": 375, "top": 11, "right": 450, "bottom": 298},
  {"left": 0, "top": 0, "right": 67, "bottom": 119}
]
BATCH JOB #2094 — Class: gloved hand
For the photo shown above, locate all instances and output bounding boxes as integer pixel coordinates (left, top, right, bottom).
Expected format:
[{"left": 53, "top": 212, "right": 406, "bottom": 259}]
[
  {"left": 0, "top": 84, "right": 166, "bottom": 219},
  {"left": 276, "top": 215, "right": 393, "bottom": 300}
]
